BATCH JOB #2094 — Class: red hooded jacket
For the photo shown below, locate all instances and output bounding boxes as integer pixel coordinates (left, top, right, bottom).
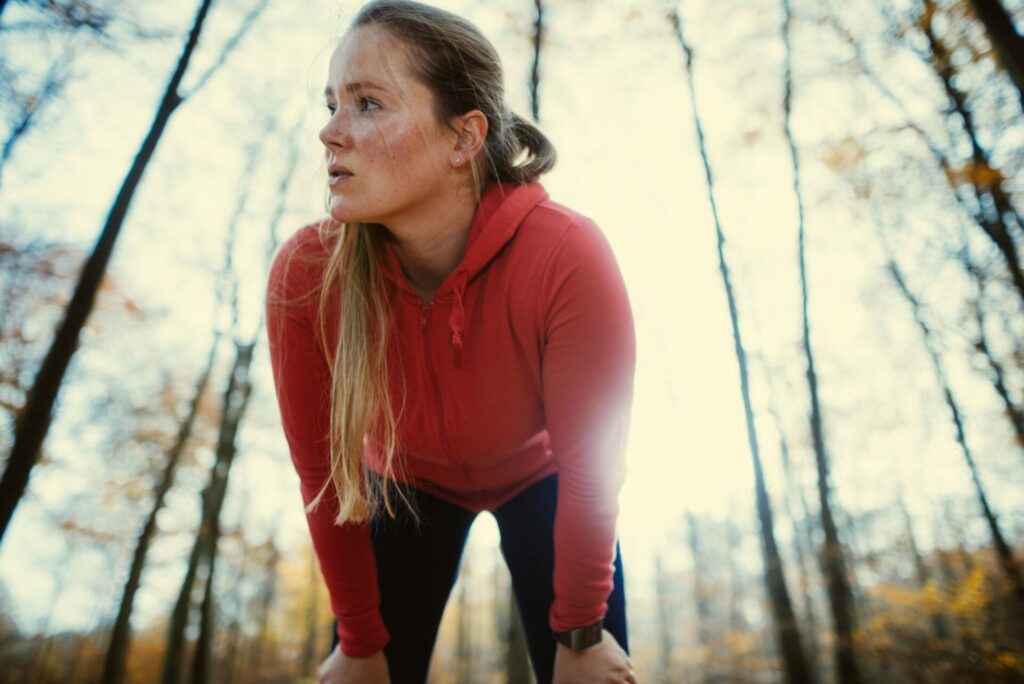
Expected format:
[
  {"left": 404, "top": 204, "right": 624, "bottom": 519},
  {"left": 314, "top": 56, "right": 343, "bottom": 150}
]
[{"left": 265, "top": 180, "right": 636, "bottom": 657}]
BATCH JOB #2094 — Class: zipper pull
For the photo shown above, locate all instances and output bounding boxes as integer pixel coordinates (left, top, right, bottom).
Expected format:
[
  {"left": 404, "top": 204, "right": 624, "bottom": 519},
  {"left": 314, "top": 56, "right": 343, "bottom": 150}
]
[{"left": 420, "top": 301, "right": 430, "bottom": 331}]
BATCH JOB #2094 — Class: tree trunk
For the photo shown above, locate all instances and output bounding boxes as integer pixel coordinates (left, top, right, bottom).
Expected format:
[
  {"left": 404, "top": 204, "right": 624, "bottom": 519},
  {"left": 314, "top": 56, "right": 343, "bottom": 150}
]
[
  {"left": 782, "top": 2, "right": 861, "bottom": 681},
  {"left": 99, "top": 339, "right": 219, "bottom": 684},
  {"left": 191, "top": 546, "right": 219, "bottom": 684},
  {"left": 686, "top": 512, "right": 712, "bottom": 679},
  {"left": 0, "top": 42, "right": 74, "bottom": 190},
  {"left": 529, "top": 0, "right": 544, "bottom": 122},
  {"left": 653, "top": 552, "right": 674, "bottom": 684},
  {"left": 883, "top": 253, "right": 1024, "bottom": 618},
  {"left": 959, "top": 250, "right": 1024, "bottom": 454},
  {"left": 966, "top": 0, "right": 1024, "bottom": 111},
  {"left": 161, "top": 341, "right": 255, "bottom": 684},
  {"left": 0, "top": 0, "right": 216, "bottom": 546},
  {"left": 918, "top": 0, "right": 1024, "bottom": 309},
  {"left": 220, "top": 535, "right": 253, "bottom": 684},
  {"left": 896, "top": 496, "right": 950, "bottom": 641},
  {"left": 667, "top": 7, "right": 812, "bottom": 682}
]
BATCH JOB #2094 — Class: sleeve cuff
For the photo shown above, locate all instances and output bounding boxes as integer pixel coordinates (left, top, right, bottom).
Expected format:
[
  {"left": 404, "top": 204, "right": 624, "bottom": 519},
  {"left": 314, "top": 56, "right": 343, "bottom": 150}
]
[{"left": 336, "top": 608, "right": 390, "bottom": 657}]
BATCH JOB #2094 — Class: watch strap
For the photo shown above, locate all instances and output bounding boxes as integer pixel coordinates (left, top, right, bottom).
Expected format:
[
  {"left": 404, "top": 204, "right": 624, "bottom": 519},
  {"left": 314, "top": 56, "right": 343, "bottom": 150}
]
[{"left": 552, "top": 618, "right": 603, "bottom": 651}]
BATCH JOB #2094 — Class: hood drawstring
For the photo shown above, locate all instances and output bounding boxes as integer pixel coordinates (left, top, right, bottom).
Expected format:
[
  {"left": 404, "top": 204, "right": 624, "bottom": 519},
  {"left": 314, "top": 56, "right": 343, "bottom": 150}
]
[{"left": 449, "top": 269, "right": 468, "bottom": 351}]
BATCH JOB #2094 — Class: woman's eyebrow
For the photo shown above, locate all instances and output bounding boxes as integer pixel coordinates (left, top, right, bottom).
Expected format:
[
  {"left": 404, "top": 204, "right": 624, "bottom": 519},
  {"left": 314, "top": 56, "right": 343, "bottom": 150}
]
[{"left": 323, "top": 81, "right": 391, "bottom": 97}]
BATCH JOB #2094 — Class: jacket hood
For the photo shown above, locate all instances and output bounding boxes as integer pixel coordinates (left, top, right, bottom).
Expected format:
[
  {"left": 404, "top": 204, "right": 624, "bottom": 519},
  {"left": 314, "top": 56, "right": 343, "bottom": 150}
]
[{"left": 378, "top": 181, "right": 550, "bottom": 351}]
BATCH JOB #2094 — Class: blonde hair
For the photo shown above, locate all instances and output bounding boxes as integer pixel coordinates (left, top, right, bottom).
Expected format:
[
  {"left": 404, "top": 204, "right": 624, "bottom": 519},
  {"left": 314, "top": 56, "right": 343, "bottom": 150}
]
[{"left": 311, "top": 0, "right": 557, "bottom": 528}]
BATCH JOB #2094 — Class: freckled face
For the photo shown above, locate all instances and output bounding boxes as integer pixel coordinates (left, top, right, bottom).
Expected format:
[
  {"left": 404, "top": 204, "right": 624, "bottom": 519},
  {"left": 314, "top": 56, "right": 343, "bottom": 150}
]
[{"left": 319, "top": 25, "right": 456, "bottom": 226}]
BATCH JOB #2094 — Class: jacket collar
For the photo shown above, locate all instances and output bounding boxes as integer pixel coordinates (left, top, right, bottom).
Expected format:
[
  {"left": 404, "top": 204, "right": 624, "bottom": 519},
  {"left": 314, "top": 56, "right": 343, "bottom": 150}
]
[{"left": 379, "top": 181, "right": 550, "bottom": 351}]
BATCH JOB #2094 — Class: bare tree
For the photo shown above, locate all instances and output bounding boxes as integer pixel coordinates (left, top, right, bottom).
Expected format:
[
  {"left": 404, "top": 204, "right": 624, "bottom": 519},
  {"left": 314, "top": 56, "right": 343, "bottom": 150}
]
[
  {"left": 98, "top": 338, "right": 220, "bottom": 684},
  {"left": 529, "top": 0, "right": 544, "bottom": 122},
  {"left": 666, "top": 5, "right": 812, "bottom": 682},
  {"left": 879, "top": 239, "right": 1024, "bottom": 619},
  {"left": 161, "top": 338, "right": 256, "bottom": 684},
  {"left": 916, "top": 0, "right": 1024, "bottom": 308},
  {"left": 965, "top": 0, "right": 1024, "bottom": 111},
  {"left": 0, "top": 0, "right": 270, "bottom": 545},
  {"left": 782, "top": 2, "right": 861, "bottom": 681},
  {"left": 652, "top": 552, "right": 675, "bottom": 684}
]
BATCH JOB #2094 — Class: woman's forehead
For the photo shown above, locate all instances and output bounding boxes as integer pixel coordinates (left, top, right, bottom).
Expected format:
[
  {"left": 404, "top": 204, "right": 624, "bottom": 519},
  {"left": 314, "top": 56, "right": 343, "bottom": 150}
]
[{"left": 327, "top": 26, "right": 412, "bottom": 94}]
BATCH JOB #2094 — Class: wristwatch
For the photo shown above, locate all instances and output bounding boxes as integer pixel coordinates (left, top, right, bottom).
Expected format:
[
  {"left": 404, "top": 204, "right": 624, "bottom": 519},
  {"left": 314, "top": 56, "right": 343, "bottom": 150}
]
[{"left": 552, "top": 618, "right": 603, "bottom": 651}]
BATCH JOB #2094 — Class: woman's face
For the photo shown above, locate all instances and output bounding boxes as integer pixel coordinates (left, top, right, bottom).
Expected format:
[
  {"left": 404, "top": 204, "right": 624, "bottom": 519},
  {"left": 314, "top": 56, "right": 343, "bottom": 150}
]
[{"left": 319, "top": 25, "right": 456, "bottom": 226}]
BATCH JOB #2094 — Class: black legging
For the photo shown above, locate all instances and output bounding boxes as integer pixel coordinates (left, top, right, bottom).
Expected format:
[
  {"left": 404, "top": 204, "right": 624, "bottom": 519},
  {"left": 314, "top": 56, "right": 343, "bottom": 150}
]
[{"left": 329, "top": 471, "right": 629, "bottom": 684}]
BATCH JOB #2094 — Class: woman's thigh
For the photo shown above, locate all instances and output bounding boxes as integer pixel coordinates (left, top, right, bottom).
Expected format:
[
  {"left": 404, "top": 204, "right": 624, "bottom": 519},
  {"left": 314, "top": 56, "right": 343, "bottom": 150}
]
[
  {"left": 492, "top": 472, "right": 629, "bottom": 684},
  {"left": 330, "top": 478, "right": 478, "bottom": 684}
]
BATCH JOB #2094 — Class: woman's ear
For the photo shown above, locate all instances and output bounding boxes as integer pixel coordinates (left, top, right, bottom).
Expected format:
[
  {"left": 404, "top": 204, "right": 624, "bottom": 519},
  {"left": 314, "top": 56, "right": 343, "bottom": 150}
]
[{"left": 451, "top": 109, "right": 488, "bottom": 161}]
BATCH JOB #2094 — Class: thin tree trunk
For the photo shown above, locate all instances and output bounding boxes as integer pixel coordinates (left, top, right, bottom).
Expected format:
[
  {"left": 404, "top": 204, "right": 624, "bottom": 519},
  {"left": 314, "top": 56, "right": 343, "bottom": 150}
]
[
  {"left": 774, "top": 414, "right": 823, "bottom": 678},
  {"left": 191, "top": 545, "right": 219, "bottom": 684},
  {"left": 161, "top": 341, "right": 256, "bottom": 684},
  {"left": 918, "top": 0, "right": 1024, "bottom": 308},
  {"left": 882, "top": 251, "right": 1024, "bottom": 616},
  {"left": 653, "top": 552, "right": 674, "bottom": 684},
  {"left": 0, "top": 41, "right": 76, "bottom": 190},
  {"left": 965, "top": 0, "right": 1024, "bottom": 111},
  {"left": 686, "top": 512, "right": 712, "bottom": 680},
  {"left": 667, "top": 7, "right": 812, "bottom": 682},
  {"left": 825, "top": 1, "right": 1024, "bottom": 310},
  {"left": 529, "top": 0, "right": 543, "bottom": 122},
  {"left": 757, "top": 351, "right": 823, "bottom": 680},
  {"left": 724, "top": 516, "right": 747, "bottom": 679},
  {"left": 220, "top": 533, "right": 254, "bottom": 684},
  {"left": 782, "top": 2, "right": 861, "bottom": 681},
  {"left": 896, "top": 496, "right": 950, "bottom": 641},
  {"left": 99, "top": 338, "right": 219, "bottom": 684},
  {"left": 0, "top": 0, "right": 216, "bottom": 545},
  {"left": 959, "top": 247, "right": 1024, "bottom": 453}
]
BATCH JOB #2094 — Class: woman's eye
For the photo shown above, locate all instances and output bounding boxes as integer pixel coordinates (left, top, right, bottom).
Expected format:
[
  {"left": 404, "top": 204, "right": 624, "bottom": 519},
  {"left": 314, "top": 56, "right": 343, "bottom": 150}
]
[
  {"left": 326, "top": 103, "right": 337, "bottom": 114},
  {"left": 358, "top": 97, "right": 380, "bottom": 111}
]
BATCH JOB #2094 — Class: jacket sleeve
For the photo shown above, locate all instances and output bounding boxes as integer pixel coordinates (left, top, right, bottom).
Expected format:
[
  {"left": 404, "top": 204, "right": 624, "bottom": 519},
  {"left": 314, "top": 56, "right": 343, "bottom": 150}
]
[
  {"left": 264, "top": 227, "right": 390, "bottom": 657},
  {"left": 539, "top": 218, "right": 637, "bottom": 633}
]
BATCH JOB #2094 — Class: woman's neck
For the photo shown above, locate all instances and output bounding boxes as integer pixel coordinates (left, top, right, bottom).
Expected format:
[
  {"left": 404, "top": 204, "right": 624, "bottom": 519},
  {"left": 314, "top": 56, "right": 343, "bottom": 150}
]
[{"left": 385, "top": 184, "right": 479, "bottom": 300}]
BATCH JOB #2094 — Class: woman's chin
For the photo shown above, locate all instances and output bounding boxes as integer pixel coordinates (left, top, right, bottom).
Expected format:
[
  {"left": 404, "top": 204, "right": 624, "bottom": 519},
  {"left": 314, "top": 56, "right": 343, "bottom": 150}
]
[{"left": 327, "top": 200, "right": 361, "bottom": 224}]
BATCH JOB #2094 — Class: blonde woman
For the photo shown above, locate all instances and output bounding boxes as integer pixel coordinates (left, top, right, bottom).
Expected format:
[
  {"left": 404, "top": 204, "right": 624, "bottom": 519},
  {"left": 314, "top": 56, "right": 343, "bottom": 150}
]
[{"left": 265, "top": 2, "right": 637, "bottom": 682}]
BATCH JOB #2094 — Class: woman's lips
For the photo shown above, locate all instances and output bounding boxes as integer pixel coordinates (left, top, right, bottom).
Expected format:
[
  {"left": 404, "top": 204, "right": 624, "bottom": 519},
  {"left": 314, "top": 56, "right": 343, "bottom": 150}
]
[{"left": 328, "top": 172, "right": 353, "bottom": 187}]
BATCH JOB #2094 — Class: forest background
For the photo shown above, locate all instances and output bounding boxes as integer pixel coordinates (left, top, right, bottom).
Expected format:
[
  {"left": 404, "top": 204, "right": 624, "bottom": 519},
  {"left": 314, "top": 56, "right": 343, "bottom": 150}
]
[{"left": 1, "top": 0, "right": 1023, "bottom": 682}]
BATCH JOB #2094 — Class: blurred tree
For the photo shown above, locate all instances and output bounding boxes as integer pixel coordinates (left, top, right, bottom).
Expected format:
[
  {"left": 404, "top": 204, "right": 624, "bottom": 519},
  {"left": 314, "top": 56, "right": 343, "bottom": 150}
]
[
  {"left": 161, "top": 338, "right": 255, "bottom": 684},
  {"left": 965, "top": 0, "right": 1024, "bottom": 111},
  {"left": 782, "top": 0, "right": 861, "bottom": 680},
  {"left": 98, "top": 337, "right": 219, "bottom": 684},
  {"left": 0, "top": 0, "right": 269, "bottom": 546},
  {"left": 879, "top": 236, "right": 1024, "bottom": 624},
  {"left": 916, "top": 0, "right": 1024, "bottom": 308},
  {"left": 529, "top": 0, "right": 544, "bottom": 122},
  {"left": 652, "top": 551, "right": 674, "bottom": 684},
  {"left": 665, "top": 4, "right": 813, "bottom": 682}
]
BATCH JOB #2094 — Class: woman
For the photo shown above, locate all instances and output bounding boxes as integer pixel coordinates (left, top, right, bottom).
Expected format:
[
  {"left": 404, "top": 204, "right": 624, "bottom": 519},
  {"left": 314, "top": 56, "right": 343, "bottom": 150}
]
[{"left": 265, "top": 1, "right": 638, "bottom": 682}]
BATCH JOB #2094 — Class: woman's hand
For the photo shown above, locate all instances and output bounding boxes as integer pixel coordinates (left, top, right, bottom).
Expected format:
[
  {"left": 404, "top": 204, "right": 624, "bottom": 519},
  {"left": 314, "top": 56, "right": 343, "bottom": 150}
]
[
  {"left": 553, "top": 629, "right": 638, "bottom": 683},
  {"left": 317, "top": 644, "right": 391, "bottom": 684}
]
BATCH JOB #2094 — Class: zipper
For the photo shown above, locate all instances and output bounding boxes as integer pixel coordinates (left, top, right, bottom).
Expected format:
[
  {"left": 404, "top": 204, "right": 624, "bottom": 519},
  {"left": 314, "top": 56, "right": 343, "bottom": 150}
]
[{"left": 420, "top": 300, "right": 475, "bottom": 493}]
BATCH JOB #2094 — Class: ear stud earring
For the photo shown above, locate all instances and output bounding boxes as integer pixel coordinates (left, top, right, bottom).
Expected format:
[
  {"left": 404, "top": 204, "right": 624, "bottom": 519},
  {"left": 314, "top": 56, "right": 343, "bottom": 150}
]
[{"left": 453, "top": 155, "right": 462, "bottom": 164}]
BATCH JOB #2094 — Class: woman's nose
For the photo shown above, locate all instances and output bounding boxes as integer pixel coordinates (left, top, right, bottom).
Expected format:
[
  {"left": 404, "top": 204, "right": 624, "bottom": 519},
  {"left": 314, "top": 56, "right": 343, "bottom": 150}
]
[{"left": 319, "top": 110, "right": 349, "bottom": 148}]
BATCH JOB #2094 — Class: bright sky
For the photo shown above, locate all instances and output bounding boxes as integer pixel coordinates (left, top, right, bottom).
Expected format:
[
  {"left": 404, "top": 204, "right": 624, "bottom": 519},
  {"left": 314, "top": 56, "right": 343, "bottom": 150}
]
[{"left": 1, "top": 0, "right": 1022, "bottom": 639}]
